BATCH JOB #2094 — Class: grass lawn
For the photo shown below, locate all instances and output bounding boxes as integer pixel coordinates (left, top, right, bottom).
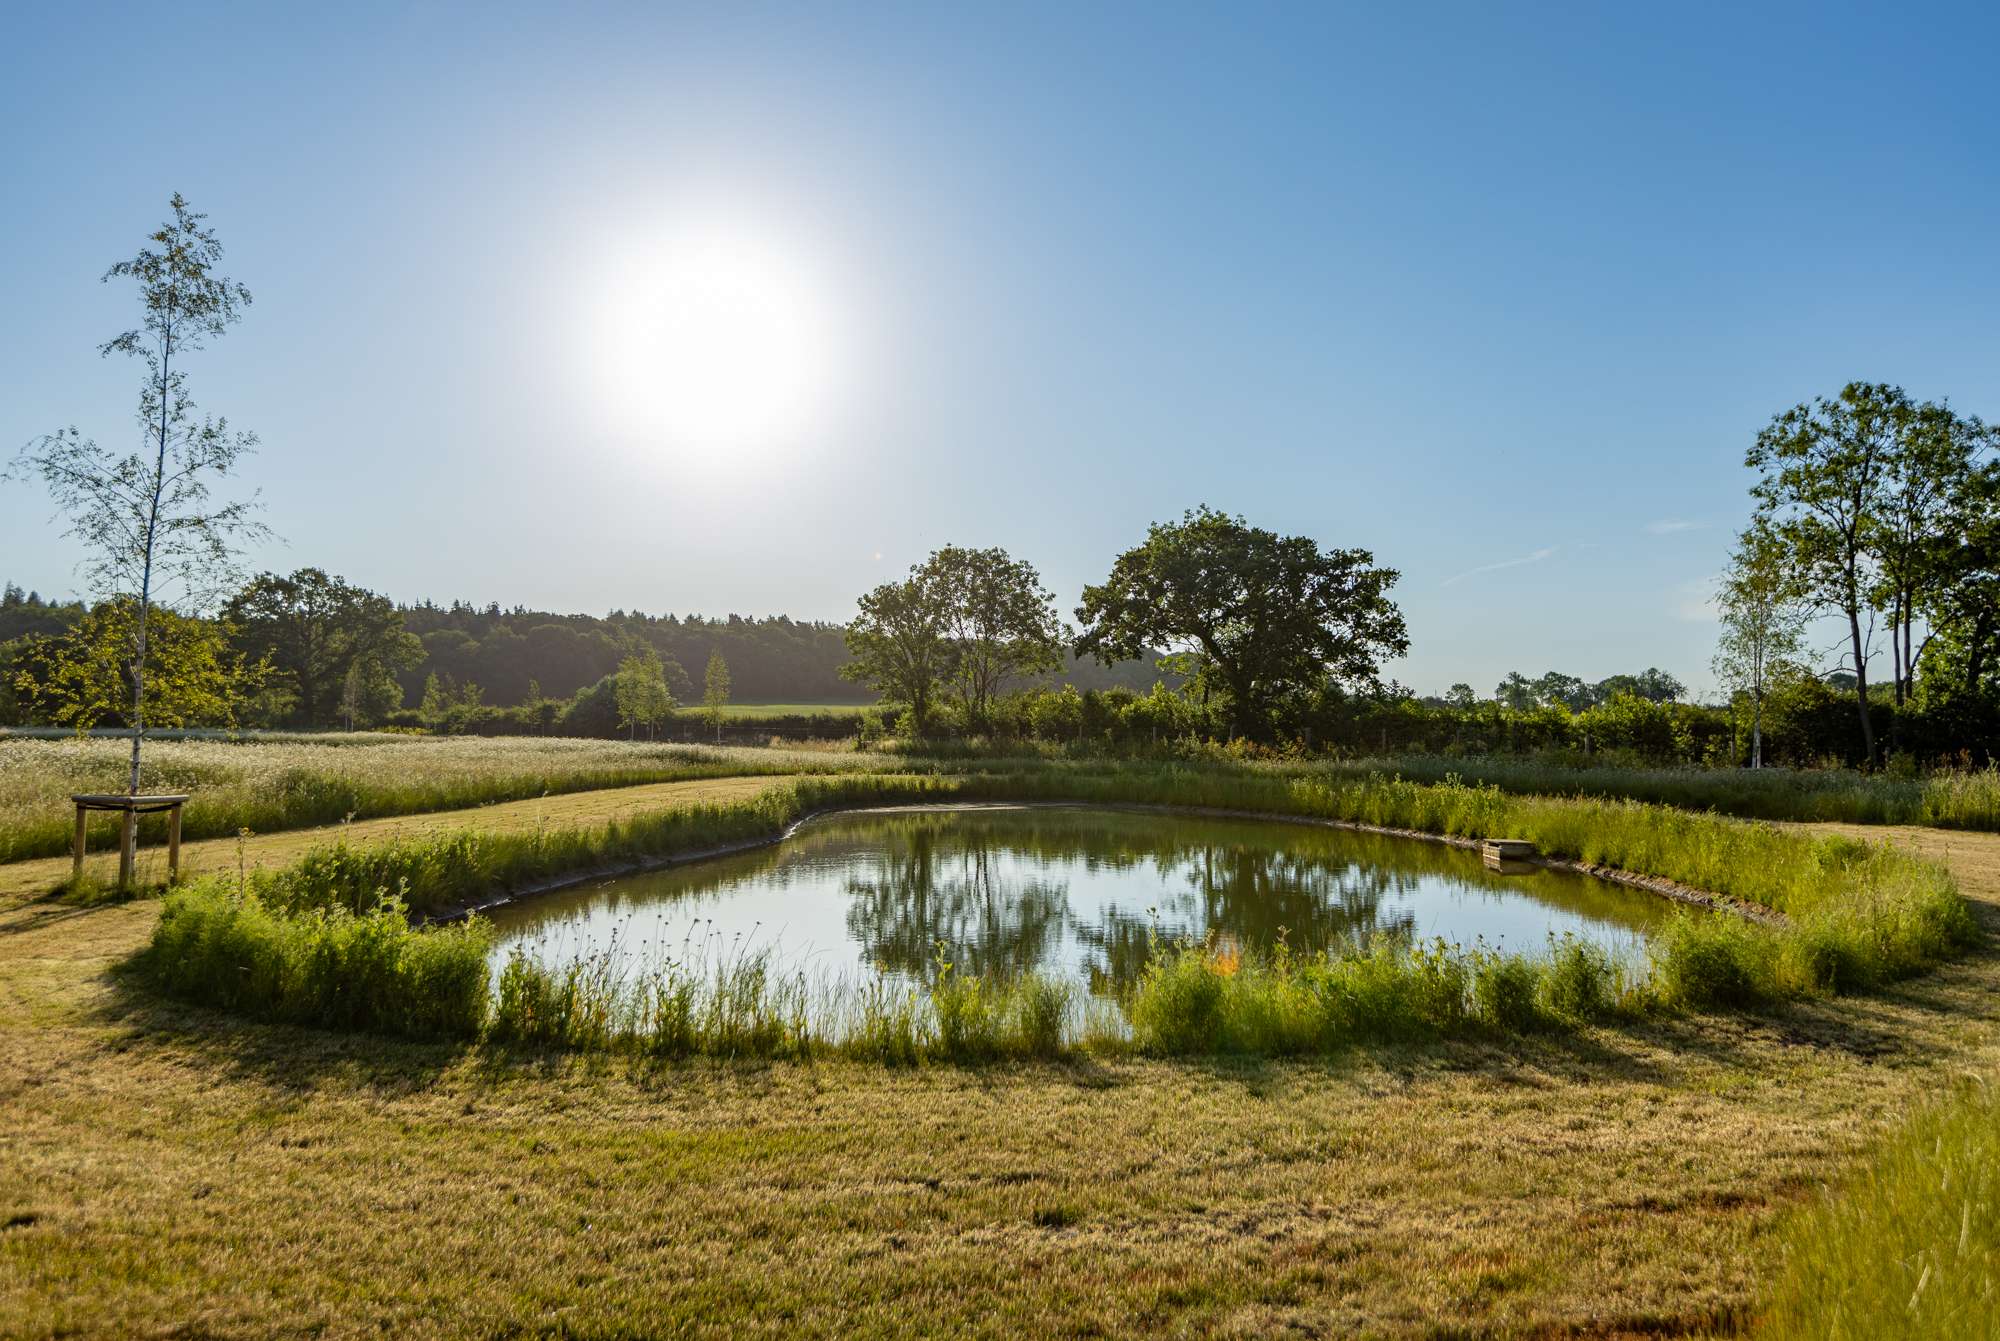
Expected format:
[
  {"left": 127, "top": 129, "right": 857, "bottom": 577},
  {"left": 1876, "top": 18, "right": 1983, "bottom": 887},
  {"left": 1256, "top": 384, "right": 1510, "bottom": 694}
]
[{"left": 3, "top": 786, "right": 1999, "bottom": 1336}]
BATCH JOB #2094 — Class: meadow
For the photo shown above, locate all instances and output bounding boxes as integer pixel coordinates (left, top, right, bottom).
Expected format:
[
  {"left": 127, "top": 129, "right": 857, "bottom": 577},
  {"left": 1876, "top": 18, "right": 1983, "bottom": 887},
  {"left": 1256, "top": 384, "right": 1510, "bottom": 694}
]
[
  {"left": 0, "top": 733, "right": 883, "bottom": 862},
  {"left": 7, "top": 736, "right": 2000, "bottom": 1335},
  {"left": 6, "top": 732, "right": 1996, "bottom": 873}
]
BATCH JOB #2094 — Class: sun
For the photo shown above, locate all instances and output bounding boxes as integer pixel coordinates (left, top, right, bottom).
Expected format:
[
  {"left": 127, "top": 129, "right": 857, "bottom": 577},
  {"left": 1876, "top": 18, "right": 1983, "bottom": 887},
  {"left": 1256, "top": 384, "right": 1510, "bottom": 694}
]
[{"left": 593, "top": 218, "right": 842, "bottom": 457}]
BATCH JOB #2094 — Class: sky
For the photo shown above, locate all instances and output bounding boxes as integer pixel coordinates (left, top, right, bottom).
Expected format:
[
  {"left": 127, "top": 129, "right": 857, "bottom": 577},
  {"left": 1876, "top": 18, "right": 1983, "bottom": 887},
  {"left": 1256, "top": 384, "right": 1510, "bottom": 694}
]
[{"left": 4, "top": 1, "right": 1997, "bottom": 700}]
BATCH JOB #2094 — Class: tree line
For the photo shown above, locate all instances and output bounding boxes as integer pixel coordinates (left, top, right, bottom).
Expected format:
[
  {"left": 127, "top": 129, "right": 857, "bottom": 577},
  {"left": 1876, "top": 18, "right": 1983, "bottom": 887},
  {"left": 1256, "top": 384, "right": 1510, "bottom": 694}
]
[{"left": 6, "top": 196, "right": 1995, "bottom": 773}]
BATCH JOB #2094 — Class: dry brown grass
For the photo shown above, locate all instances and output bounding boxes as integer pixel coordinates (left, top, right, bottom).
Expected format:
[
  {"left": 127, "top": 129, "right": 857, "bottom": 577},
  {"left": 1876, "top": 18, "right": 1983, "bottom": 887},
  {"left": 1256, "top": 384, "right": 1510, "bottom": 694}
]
[{"left": 2, "top": 818, "right": 2000, "bottom": 1336}]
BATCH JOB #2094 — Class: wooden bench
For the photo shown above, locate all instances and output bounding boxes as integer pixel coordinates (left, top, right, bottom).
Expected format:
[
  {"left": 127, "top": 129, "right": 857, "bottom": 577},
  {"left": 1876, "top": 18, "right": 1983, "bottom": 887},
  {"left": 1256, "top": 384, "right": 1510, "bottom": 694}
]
[{"left": 70, "top": 794, "right": 191, "bottom": 888}]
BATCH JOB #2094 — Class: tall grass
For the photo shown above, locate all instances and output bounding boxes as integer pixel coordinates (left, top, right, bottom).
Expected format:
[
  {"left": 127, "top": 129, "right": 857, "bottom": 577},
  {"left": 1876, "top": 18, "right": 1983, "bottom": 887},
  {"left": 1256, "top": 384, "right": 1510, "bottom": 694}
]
[
  {"left": 1320, "top": 754, "right": 2000, "bottom": 832},
  {"left": 132, "top": 765, "right": 1978, "bottom": 1058},
  {"left": 1755, "top": 1080, "right": 2000, "bottom": 1338},
  {"left": 1125, "top": 934, "right": 1628, "bottom": 1055},
  {"left": 0, "top": 734, "right": 886, "bottom": 862},
  {"left": 136, "top": 880, "right": 491, "bottom": 1039}
]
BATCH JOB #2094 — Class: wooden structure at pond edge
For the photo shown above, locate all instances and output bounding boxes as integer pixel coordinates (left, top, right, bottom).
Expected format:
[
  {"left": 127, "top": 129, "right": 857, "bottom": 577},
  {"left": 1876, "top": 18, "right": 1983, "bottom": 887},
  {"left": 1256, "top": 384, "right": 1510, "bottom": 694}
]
[
  {"left": 1481, "top": 838, "right": 1536, "bottom": 872},
  {"left": 70, "top": 794, "right": 190, "bottom": 888}
]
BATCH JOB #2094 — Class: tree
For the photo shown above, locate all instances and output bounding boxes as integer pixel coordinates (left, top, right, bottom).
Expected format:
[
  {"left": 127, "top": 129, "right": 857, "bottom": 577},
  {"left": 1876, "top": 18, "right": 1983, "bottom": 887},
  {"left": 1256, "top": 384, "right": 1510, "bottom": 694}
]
[
  {"left": 1074, "top": 507, "right": 1407, "bottom": 741},
  {"left": 1747, "top": 382, "right": 1907, "bottom": 767},
  {"left": 225, "top": 569, "right": 420, "bottom": 726},
  {"left": 13, "top": 600, "right": 265, "bottom": 732},
  {"left": 922, "top": 545, "right": 1065, "bottom": 731},
  {"left": 1531, "top": 671, "right": 1593, "bottom": 712},
  {"left": 1625, "top": 668, "right": 1686, "bottom": 704},
  {"left": 1713, "top": 526, "right": 1809, "bottom": 768},
  {"left": 842, "top": 574, "right": 953, "bottom": 737},
  {"left": 1924, "top": 460, "right": 2000, "bottom": 702},
  {"left": 1494, "top": 672, "right": 1537, "bottom": 711},
  {"left": 1442, "top": 683, "right": 1477, "bottom": 710},
  {"left": 703, "top": 649, "right": 731, "bottom": 743},
  {"left": 1872, "top": 401, "right": 1996, "bottom": 709},
  {"left": 614, "top": 649, "right": 674, "bottom": 739},
  {"left": 418, "top": 673, "right": 450, "bottom": 734},
  {"left": 7, "top": 194, "right": 267, "bottom": 793}
]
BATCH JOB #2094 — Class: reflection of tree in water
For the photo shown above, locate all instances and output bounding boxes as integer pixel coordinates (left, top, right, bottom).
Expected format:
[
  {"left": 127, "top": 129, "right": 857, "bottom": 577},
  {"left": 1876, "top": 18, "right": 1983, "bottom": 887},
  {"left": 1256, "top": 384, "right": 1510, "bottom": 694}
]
[
  {"left": 837, "top": 811, "right": 1430, "bottom": 990},
  {"left": 843, "top": 823, "right": 1071, "bottom": 981},
  {"left": 1075, "top": 844, "right": 1418, "bottom": 987},
  {"left": 517, "top": 807, "right": 1661, "bottom": 993}
]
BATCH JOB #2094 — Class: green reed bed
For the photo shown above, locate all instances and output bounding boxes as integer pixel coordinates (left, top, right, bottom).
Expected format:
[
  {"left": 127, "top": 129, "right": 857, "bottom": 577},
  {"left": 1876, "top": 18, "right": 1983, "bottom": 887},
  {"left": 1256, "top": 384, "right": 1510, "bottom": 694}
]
[
  {"left": 131, "top": 766, "right": 1978, "bottom": 1058},
  {"left": 1754, "top": 1079, "right": 2000, "bottom": 1338},
  {"left": 1126, "top": 934, "right": 1623, "bottom": 1055},
  {"left": 487, "top": 943, "right": 1080, "bottom": 1063}
]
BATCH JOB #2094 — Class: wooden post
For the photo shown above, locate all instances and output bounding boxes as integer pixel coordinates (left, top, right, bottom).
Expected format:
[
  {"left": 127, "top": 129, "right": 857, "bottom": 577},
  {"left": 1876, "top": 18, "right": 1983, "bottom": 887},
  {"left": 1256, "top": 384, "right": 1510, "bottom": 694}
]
[
  {"left": 119, "top": 808, "right": 137, "bottom": 889},
  {"left": 167, "top": 804, "right": 183, "bottom": 884},
  {"left": 72, "top": 805, "right": 88, "bottom": 882}
]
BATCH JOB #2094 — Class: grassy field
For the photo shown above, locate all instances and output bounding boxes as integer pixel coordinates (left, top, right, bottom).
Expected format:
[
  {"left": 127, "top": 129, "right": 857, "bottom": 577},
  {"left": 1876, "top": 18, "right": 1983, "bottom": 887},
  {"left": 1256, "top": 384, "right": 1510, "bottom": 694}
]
[
  {"left": 4, "top": 819, "right": 1999, "bottom": 1336},
  {"left": 5, "top": 748, "right": 2000, "bottom": 1334}
]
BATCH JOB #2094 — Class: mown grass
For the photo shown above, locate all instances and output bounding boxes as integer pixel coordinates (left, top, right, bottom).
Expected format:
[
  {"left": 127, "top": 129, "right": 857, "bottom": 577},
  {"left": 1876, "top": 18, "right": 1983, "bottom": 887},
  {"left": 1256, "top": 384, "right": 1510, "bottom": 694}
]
[
  {"left": 0, "top": 734, "right": 881, "bottom": 862},
  {"left": 130, "top": 765, "right": 1978, "bottom": 1058},
  {"left": 1755, "top": 1078, "right": 2000, "bottom": 1338},
  {"left": 15, "top": 810, "right": 2000, "bottom": 1335}
]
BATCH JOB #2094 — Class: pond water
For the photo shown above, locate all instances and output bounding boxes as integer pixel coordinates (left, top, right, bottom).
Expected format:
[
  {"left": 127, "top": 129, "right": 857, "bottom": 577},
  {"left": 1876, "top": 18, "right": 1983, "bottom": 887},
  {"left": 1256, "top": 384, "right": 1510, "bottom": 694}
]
[{"left": 486, "top": 805, "right": 1672, "bottom": 991}]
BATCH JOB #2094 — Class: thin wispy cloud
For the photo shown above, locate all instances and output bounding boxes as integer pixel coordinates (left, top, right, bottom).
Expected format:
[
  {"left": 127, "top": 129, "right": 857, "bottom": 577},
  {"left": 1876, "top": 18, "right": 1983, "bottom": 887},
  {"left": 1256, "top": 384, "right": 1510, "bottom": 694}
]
[
  {"left": 1673, "top": 574, "right": 1722, "bottom": 622},
  {"left": 1645, "top": 519, "right": 1708, "bottom": 535},
  {"left": 1441, "top": 546, "right": 1557, "bottom": 587}
]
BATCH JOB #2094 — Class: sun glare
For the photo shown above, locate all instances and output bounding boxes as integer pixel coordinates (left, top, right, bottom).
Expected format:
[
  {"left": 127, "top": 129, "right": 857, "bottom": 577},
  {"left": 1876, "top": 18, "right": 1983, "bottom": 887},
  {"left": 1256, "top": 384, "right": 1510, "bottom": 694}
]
[{"left": 592, "top": 218, "right": 842, "bottom": 459}]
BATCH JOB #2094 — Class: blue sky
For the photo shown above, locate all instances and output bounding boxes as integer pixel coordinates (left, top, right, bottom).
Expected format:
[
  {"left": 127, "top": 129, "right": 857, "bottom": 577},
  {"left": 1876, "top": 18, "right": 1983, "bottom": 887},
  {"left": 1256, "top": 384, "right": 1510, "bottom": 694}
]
[{"left": 4, "top": 2, "right": 1996, "bottom": 698}]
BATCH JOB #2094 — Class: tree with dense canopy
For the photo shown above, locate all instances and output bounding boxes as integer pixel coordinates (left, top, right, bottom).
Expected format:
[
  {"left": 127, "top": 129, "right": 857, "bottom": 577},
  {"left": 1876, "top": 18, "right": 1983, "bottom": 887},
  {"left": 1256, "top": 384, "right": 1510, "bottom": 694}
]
[
  {"left": 1747, "top": 382, "right": 1908, "bottom": 767},
  {"left": 1074, "top": 507, "right": 1408, "bottom": 741},
  {"left": 225, "top": 568, "right": 422, "bottom": 727},
  {"left": 922, "top": 545, "right": 1065, "bottom": 731},
  {"left": 12, "top": 600, "right": 264, "bottom": 733},
  {"left": 842, "top": 572, "right": 954, "bottom": 736}
]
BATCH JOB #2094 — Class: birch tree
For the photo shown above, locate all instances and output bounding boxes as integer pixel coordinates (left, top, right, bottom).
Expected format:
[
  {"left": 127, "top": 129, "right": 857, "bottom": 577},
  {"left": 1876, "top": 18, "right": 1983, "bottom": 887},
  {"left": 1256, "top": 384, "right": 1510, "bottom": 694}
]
[
  {"left": 8, "top": 194, "right": 267, "bottom": 792},
  {"left": 1713, "top": 526, "right": 1807, "bottom": 768}
]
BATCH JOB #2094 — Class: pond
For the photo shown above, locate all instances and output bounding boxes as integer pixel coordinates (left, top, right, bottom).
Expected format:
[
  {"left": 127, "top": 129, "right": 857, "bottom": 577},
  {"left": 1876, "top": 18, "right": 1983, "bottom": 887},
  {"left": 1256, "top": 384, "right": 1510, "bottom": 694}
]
[{"left": 487, "top": 805, "right": 1672, "bottom": 991}]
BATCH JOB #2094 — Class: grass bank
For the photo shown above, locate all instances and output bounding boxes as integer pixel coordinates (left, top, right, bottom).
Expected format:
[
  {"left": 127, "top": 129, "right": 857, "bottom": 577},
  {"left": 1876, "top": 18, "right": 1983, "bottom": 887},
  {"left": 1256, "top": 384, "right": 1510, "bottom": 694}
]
[{"left": 131, "top": 765, "right": 1977, "bottom": 1057}]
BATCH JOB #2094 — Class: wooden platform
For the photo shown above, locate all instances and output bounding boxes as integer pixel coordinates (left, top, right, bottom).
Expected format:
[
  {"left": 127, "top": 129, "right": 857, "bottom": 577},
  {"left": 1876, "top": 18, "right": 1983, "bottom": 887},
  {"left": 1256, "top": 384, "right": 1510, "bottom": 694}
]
[{"left": 1480, "top": 838, "right": 1536, "bottom": 862}]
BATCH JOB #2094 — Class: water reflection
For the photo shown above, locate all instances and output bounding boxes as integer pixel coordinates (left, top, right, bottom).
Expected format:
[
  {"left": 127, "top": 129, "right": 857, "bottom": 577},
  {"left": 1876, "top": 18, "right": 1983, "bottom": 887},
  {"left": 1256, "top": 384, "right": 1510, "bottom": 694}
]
[{"left": 486, "top": 805, "right": 1669, "bottom": 992}]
